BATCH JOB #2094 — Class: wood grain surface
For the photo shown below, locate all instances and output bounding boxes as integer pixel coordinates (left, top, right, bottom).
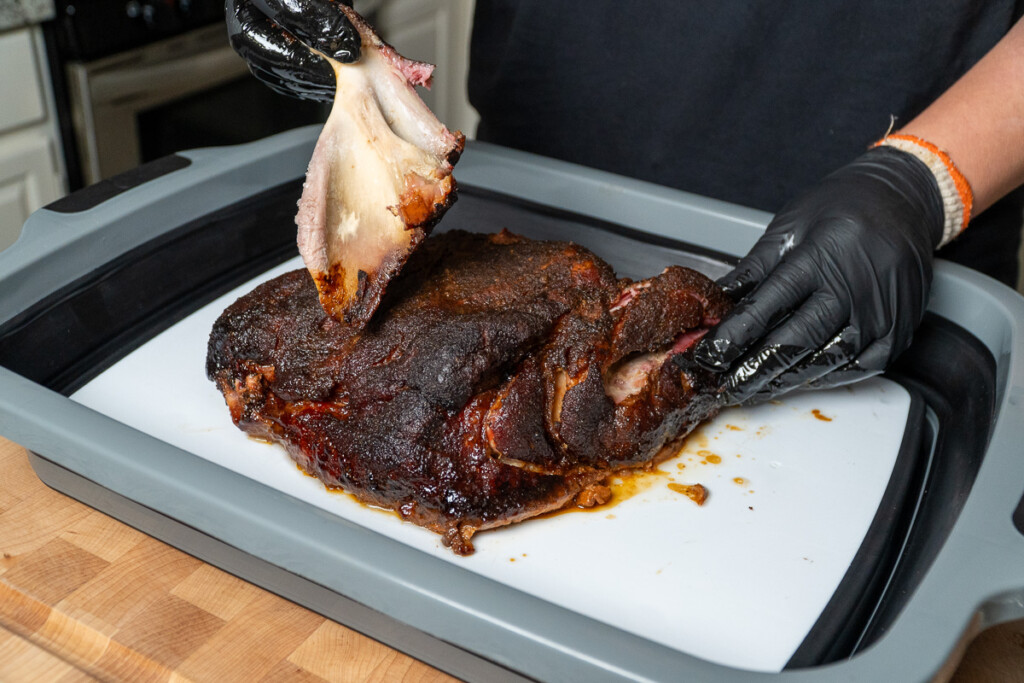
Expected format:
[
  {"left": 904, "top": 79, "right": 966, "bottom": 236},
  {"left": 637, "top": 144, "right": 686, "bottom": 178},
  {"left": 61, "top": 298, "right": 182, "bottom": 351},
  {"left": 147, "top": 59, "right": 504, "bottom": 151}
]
[
  {"left": 0, "top": 435, "right": 1021, "bottom": 682},
  {"left": 0, "top": 438, "right": 455, "bottom": 683}
]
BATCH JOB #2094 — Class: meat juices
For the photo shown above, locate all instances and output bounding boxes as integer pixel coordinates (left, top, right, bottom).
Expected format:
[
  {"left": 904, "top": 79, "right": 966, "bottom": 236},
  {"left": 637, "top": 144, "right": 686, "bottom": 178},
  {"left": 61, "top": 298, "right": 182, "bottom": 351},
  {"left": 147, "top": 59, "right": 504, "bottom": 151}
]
[
  {"left": 296, "top": 6, "right": 464, "bottom": 327},
  {"left": 208, "top": 230, "right": 731, "bottom": 554}
]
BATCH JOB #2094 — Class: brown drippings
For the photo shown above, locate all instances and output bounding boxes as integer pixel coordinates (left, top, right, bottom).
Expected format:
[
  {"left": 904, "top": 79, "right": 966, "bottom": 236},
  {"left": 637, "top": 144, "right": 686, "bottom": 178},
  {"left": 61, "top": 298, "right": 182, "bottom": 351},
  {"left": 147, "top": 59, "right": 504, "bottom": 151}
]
[
  {"left": 705, "top": 454, "right": 722, "bottom": 464},
  {"left": 575, "top": 484, "right": 612, "bottom": 508},
  {"left": 297, "top": 465, "right": 399, "bottom": 519},
  {"left": 811, "top": 409, "right": 833, "bottom": 422},
  {"left": 610, "top": 467, "right": 670, "bottom": 501},
  {"left": 668, "top": 482, "right": 708, "bottom": 506},
  {"left": 540, "top": 467, "right": 669, "bottom": 520},
  {"left": 733, "top": 477, "right": 747, "bottom": 486}
]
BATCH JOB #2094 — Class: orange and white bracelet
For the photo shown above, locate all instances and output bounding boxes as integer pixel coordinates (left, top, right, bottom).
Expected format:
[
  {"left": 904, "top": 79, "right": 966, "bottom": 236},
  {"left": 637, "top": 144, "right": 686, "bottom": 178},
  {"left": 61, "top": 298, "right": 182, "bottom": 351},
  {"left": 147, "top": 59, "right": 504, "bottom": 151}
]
[{"left": 872, "top": 133, "right": 974, "bottom": 248}]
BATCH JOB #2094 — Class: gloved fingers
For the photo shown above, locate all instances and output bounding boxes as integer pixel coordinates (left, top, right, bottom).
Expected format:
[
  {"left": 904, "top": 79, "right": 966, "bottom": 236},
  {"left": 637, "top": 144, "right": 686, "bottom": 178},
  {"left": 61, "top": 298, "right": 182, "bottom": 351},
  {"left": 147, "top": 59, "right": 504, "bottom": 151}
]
[
  {"left": 226, "top": 0, "right": 336, "bottom": 101},
  {"left": 737, "top": 325, "right": 862, "bottom": 405},
  {"left": 694, "top": 256, "right": 815, "bottom": 371},
  {"left": 805, "top": 336, "right": 893, "bottom": 391},
  {"left": 249, "top": 60, "right": 336, "bottom": 101},
  {"left": 716, "top": 215, "right": 800, "bottom": 299},
  {"left": 250, "top": 0, "right": 360, "bottom": 62},
  {"left": 717, "top": 291, "right": 850, "bottom": 405}
]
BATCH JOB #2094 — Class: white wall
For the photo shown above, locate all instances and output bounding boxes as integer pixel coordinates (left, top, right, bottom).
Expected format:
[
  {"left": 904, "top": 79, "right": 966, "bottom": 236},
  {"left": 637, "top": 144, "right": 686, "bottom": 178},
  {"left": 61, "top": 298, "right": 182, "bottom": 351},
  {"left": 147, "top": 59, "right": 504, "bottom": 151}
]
[{"left": 0, "top": 26, "right": 65, "bottom": 250}]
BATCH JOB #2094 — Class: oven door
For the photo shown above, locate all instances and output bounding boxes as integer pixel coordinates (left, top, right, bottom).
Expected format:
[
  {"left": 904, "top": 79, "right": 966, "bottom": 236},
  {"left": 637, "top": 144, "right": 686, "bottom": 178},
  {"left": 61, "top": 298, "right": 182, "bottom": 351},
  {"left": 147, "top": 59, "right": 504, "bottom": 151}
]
[{"left": 64, "top": 22, "right": 326, "bottom": 185}]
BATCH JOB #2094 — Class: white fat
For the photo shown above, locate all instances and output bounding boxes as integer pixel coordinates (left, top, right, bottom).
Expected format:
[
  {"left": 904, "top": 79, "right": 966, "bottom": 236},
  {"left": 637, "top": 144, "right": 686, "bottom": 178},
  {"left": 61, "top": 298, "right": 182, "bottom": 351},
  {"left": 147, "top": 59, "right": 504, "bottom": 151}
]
[
  {"left": 331, "top": 209, "right": 361, "bottom": 242},
  {"left": 605, "top": 350, "right": 669, "bottom": 403}
]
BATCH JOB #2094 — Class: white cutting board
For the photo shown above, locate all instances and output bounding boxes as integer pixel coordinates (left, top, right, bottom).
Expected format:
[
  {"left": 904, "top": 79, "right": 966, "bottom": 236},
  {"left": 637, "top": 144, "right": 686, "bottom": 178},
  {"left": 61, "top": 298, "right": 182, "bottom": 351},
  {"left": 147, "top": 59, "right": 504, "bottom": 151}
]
[{"left": 72, "top": 257, "right": 911, "bottom": 673}]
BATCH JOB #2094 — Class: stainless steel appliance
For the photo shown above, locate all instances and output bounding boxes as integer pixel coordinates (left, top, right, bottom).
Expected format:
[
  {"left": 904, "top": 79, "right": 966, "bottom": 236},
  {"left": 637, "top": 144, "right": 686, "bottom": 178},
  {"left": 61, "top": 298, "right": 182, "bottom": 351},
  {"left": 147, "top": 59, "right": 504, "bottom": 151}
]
[{"left": 44, "top": 0, "right": 328, "bottom": 188}]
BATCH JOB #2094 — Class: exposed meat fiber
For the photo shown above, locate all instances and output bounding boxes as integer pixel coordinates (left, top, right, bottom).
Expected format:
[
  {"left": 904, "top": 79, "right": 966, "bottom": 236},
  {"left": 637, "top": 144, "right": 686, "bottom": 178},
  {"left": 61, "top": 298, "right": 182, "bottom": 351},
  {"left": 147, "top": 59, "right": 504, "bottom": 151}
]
[
  {"left": 296, "top": 5, "right": 464, "bottom": 327},
  {"left": 207, "top": 230, "right": 731, "bottom": 554}
]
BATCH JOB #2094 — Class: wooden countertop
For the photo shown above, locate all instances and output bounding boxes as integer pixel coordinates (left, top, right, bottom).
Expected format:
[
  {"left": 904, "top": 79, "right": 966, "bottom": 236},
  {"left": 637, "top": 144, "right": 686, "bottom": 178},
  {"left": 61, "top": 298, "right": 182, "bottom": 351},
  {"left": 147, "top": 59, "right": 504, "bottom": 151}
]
[{"left": 0, "top": 435, "right": 1021, "bottom": 682}]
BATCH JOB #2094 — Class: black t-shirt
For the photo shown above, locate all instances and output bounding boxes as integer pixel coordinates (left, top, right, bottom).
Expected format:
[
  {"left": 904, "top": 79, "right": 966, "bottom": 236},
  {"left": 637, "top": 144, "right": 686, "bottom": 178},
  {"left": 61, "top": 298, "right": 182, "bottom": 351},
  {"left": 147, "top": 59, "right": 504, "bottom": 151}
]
[{"left": 468, "top": 1, "right": 1023, "bottom": 285}]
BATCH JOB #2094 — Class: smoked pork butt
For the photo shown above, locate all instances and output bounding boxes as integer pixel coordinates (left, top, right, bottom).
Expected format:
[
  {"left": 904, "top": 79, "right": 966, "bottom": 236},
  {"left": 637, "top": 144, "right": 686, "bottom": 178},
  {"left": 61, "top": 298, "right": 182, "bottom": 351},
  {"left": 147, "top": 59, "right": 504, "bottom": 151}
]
[{"left": 207, "top": 230, "right": 731, "bottom": 554}]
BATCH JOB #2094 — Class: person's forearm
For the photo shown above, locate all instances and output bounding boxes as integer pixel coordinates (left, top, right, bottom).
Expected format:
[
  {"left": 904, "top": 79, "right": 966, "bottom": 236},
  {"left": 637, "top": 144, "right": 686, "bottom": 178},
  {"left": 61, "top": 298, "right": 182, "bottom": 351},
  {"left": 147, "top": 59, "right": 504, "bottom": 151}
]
[{"left": 899, "top": 18, "right": 1024, "bottom": 215}]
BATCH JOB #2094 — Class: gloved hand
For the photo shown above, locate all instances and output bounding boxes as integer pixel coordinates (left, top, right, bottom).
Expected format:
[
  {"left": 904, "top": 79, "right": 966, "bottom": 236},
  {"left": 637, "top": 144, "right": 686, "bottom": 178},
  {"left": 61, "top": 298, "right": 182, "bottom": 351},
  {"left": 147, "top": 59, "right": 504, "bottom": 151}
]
[
  {"left": 225, "top": 0, "right": 356, "bottom": 101},
  {"left": 693, "top": 145, "right": 945, "bottom": 406}
]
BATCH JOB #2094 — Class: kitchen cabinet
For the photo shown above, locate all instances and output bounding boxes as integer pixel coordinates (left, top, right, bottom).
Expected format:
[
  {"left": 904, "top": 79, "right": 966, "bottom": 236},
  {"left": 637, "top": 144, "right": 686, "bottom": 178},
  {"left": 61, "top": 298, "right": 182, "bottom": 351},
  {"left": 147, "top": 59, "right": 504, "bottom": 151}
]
[
  {"left": 0, "top": 26, "right": 64, "bottom": 251},
  {"left": 373, "top": 0, "right": 478, "bottom": 137}
]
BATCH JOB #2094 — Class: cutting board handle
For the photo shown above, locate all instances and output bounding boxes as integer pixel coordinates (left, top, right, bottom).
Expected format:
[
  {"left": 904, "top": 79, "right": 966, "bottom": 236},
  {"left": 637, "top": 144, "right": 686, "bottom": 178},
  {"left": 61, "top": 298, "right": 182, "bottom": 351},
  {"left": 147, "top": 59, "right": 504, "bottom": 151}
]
[{"left": 43, "top": 155, "right": 193, "bottom": 215}]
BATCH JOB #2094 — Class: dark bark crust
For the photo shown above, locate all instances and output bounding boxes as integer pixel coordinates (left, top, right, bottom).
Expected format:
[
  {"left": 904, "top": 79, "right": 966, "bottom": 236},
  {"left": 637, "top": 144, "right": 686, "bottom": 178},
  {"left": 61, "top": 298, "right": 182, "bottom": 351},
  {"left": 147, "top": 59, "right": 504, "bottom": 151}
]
[{"left": 207, "top": 230, "right": 730, "bottom": 554}]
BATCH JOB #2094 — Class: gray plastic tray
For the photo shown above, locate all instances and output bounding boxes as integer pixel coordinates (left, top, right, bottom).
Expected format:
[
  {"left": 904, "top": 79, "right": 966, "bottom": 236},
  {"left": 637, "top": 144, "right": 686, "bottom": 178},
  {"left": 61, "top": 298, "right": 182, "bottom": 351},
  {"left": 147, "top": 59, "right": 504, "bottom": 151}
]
[{"left": 2, "top": 126, "right": 1024, "bottom": 682}]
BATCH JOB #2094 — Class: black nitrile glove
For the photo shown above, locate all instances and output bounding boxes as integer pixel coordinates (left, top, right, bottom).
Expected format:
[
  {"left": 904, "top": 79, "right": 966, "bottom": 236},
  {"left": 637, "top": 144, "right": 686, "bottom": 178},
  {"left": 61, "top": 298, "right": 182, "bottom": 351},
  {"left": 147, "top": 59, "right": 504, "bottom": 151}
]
[
  {"left": 225, "top": 0, "right": 357, "bottom": 101},
  {"left": 693, "top": 146, "right": 945, "bottom": 406}
]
